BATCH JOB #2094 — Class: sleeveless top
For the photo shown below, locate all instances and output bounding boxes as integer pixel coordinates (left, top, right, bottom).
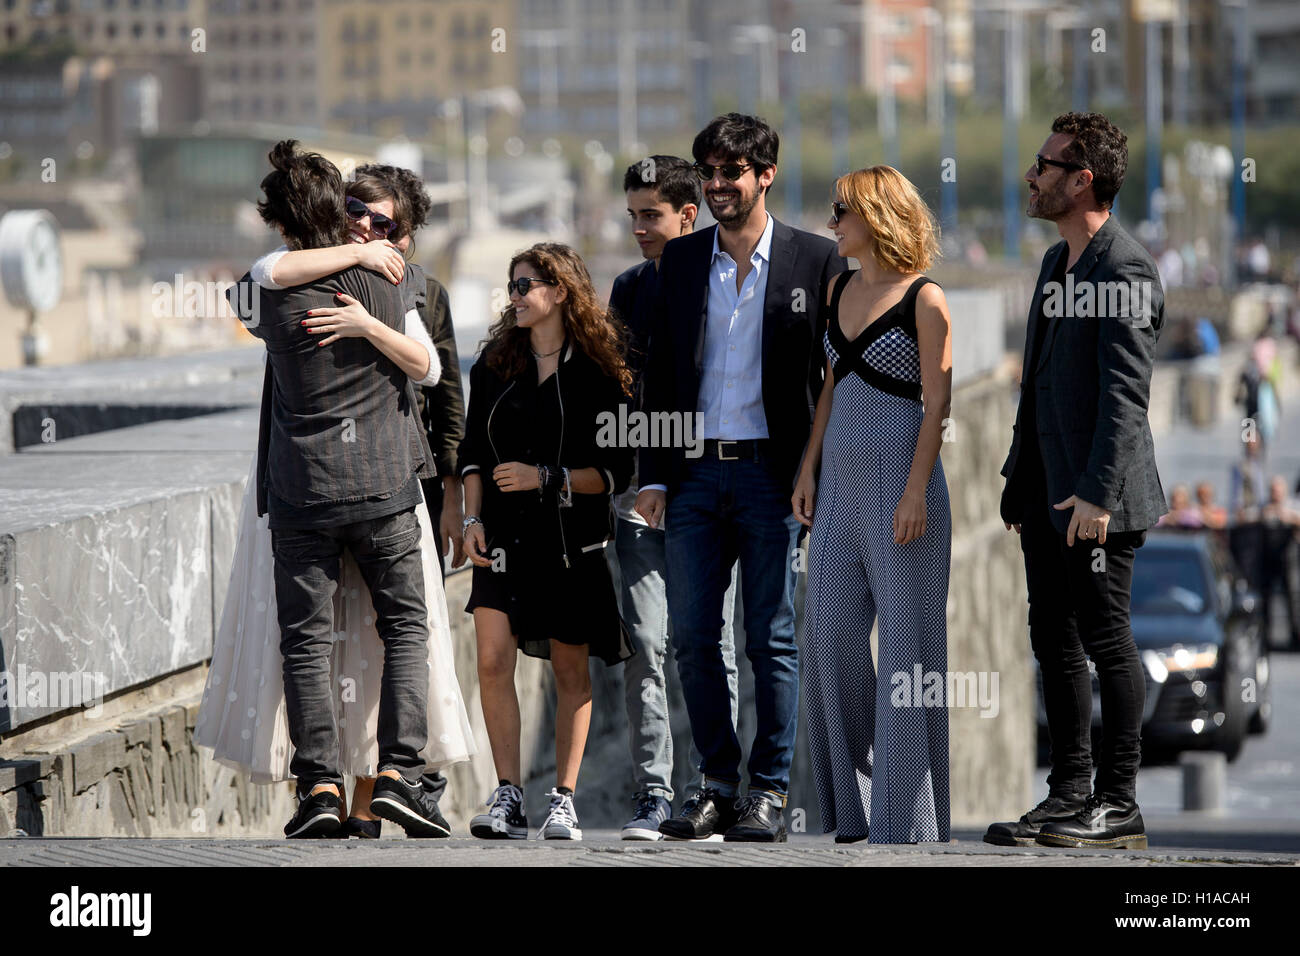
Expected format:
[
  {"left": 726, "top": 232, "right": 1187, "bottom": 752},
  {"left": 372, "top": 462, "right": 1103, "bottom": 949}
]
[{"left": 826, "top": 271, "right": 936, "bottom": 402}]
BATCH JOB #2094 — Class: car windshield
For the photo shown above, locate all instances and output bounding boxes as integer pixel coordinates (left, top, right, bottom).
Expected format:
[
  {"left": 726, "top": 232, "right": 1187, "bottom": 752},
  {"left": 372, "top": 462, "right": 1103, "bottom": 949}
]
[{"left": 1131, "top": 548, "right": 1209, "bottom": 616}]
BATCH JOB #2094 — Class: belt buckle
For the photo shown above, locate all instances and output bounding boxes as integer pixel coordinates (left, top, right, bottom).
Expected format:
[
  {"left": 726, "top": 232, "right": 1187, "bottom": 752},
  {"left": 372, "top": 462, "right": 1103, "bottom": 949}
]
[{"left": 716, "top": 440, "right": 738, "bottom": 461}]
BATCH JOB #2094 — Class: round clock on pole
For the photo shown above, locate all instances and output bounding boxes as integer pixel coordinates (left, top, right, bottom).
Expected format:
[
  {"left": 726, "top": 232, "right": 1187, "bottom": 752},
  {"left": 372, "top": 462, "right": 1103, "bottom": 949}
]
[{"left": 0, "top": 209, "right": 64, "bottom": 365}]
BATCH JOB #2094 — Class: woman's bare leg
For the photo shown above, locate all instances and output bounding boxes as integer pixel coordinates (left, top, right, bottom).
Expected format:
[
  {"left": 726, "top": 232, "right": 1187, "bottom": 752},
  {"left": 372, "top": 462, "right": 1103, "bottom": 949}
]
[
  {"left": 550, "top": 641, "right": 592, "bottom": 792},
  {"left": 475, "top": 607, "right": 523, "bottom": 785}
]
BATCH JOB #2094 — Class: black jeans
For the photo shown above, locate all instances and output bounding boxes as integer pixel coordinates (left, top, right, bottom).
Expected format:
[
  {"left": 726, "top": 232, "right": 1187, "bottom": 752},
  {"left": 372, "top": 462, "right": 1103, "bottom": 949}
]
[
  {"left": 1021, "top": 492, "right": 1147, "bottom": 803},
  {"left": 272, "top": 508, "right": 429, "bottom": 798}
]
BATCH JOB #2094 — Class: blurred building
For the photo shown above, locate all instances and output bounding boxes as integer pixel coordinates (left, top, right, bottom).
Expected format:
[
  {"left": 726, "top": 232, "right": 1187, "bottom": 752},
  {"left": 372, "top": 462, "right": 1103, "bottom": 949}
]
[
  {"left": 200, "top": 0, "right": 324, "bottom": 129},
  {"left": 517, "top": 0, "right": 695, "bottom": 152},
  {"left": 0, "top": 0, "right": 203, "bottom": 164},
  {"left": 320, "top": 0, "right": 515, "bottom": 138}
]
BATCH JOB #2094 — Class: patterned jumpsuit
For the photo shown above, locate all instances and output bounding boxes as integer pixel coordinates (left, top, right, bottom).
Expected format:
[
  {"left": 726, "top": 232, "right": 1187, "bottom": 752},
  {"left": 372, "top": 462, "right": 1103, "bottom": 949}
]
[{"left": 803, "top": 272, "right": 952, "bottom": 844}]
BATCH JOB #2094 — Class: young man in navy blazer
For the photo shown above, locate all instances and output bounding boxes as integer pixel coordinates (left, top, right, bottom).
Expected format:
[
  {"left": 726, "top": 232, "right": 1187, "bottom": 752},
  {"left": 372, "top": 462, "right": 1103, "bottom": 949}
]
[{"left": 635, "top": 113, "right": 848, "bottom": 841}]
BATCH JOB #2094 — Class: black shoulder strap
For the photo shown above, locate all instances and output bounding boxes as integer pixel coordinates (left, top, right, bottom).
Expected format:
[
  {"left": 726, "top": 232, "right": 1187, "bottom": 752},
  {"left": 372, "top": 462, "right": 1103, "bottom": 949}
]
[
  {"left": 829, "top": 270, "right": 855, "bottom": 319},
  {"left": 899, "top": 276, "right": 936, "bottom": 339}
]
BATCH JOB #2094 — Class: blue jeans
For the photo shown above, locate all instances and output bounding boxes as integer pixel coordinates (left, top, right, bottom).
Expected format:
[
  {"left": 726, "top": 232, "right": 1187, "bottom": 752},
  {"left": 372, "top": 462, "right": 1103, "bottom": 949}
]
[
  {"left": 614, "top": 517, "right": 738, "bottom": 802},
  {"left": 664, "top": 455, "right": 802, "bottom": 796}
]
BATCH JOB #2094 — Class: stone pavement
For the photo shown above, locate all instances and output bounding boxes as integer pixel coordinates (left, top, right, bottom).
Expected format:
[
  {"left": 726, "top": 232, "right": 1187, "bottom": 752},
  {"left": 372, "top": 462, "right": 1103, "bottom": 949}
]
[{"left": 3, "top": 826, "right": 1297, "bottom": 867}]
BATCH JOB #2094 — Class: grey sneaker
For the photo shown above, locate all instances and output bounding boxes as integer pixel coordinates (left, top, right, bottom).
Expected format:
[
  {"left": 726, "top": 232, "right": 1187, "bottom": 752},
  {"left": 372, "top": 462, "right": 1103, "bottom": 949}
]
[
  {"left": 470, "top": 783, "right": 528, "bottom": 840},
  {"left": 539, "top": 788, "right": 582, "bottom": 841},
  {"left": 621, "top": 792, "right": 671, "bottom": 841}
]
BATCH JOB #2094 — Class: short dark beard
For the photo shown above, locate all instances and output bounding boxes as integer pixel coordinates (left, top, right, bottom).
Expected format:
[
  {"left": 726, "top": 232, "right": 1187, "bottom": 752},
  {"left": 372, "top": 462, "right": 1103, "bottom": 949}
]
[
  {"left": 1029, "top": 177, "right": 1071, "bottom": 221},
  {"left": 708, "top": 183, "right": 760, "bottom": 227}
]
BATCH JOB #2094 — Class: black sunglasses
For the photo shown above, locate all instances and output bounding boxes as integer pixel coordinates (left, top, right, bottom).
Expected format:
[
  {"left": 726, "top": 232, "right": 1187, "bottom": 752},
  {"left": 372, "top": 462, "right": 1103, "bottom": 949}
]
[
  {"left": 830, "top": 201, "right": 850, "bottom": 226},
  {"left": 507, "top": 276, "right": 557, "bottom": 297},
  {"left": 693, "top": 161, "right": 753, "bottom": 183},
  {"left": 1034, "top": 154, "right": 1086, "bottom": 176},
  {"left": 345, "top": 195, "right": 397, "bottom": 239}
]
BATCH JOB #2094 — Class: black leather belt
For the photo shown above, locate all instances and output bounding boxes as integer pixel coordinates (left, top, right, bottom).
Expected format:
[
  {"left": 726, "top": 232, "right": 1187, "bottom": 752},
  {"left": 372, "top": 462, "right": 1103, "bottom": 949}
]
[{"left": 702, "top": 438, "right": 765, "bottom": 461}]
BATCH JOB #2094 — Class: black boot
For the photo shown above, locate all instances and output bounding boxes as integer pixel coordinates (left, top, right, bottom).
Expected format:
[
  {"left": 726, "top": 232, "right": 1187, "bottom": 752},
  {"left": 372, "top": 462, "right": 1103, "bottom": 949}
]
[
  {"left": 1036, "top": 794, "right": 1147, "bottom": 849},
  {"left": 983, "top": 792, "right": 1088, "bottom": 847}
]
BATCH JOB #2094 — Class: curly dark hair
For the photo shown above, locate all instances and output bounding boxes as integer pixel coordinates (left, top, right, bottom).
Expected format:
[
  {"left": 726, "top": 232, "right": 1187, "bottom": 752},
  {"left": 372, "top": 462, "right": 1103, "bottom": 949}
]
[
  {"left": 1051, "top": 111, "right": 1128, "bottom": 210},
  {"left": 256, "top": 140, "right": 346, "bottom": 250},
  {"left": 692, "top": 113, "right": 779, "bottom": 195},
  {"left": 351, "top": 163, "right": 432, "bottom": 247},
  {"left": 483, "top": 242, "right": 633, "bottom": 397}
]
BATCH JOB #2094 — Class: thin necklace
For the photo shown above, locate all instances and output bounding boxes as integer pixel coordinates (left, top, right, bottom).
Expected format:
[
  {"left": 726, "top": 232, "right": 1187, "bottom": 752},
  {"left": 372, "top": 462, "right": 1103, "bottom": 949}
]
[{"left": 530, "top": 342, "right": 563, "bottom": 359}]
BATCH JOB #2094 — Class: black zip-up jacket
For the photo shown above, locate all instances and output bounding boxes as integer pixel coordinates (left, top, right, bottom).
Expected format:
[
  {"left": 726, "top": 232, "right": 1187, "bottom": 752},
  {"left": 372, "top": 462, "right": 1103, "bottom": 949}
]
[{"left": 458, "top": 339, "right": 633, "bottom": 565}]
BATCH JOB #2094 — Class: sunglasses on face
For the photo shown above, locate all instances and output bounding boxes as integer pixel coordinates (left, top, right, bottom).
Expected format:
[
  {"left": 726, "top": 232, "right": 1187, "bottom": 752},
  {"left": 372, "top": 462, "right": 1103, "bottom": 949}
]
[
  {"left": 693, "top": 161, "right": 753, "bottom": 183},
  {"left": 345, "top": 195, "right": 397, "bottom": 239},
  {"left": 507, "top": 276, "right": 557, "bottom": 297},
  {"left": 830, "top": 201, "right": 850, "bottom": 226},
  {"left": 1034, "top": 154, "right": 1086, "bottom": 176}
]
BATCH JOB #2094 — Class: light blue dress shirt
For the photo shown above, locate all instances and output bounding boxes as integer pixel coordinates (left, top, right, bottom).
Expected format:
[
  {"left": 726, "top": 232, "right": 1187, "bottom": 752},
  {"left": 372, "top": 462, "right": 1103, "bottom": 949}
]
[
  {"left": 638, "top": 213, "right": 775, "bottom": 498},
  {"left": 699, "top": 212, "right": 774, "bottom": 440}
]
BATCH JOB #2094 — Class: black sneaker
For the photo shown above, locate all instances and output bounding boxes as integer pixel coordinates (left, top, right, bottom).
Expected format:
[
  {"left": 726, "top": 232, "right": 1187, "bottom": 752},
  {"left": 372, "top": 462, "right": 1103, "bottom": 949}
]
[
  {"left": 1036, "top": 794, "right": 1148, "bottom": 849},
  {"left": 724, "top": 793, "right": 787, "bottom": 843},
  {"left": 343, "top": 817, "right": 382, "bottom": 839},
  {"left": 470, "top": 783, "right": 528, "bottom": 840},
  {"left": 983, "top": 793, "right": 1088, "bottom": 847},
  {"left": 658, "top": 787, "right": 738, "bottom": 841},
  {"left": 368, "top": 774, "right": 452, "bottom": 838},
  {"left": 284, "top": 789, "right": 343, "bottom": 839}
]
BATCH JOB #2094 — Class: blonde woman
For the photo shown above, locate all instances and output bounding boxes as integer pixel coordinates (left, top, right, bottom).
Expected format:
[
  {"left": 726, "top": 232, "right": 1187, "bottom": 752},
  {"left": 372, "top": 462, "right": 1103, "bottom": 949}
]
[{"left": 793, "top": 166, "right": 953, "bottom": 844}]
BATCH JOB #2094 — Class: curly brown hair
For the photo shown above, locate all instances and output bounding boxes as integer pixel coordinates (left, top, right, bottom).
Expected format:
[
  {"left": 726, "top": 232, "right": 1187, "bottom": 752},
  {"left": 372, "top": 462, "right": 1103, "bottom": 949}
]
[{"left": 484, "top": 243, "right": 633, "bottom": 397}]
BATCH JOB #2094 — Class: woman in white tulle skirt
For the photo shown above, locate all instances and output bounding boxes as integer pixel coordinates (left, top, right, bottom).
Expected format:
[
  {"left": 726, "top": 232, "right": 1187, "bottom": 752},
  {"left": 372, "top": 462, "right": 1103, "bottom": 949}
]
[
  {"left": 194, "top": 454, "right": 475, "bottom": 784},
  {"left": 195, "top": 162, "right": 475, "bottom": 836}
]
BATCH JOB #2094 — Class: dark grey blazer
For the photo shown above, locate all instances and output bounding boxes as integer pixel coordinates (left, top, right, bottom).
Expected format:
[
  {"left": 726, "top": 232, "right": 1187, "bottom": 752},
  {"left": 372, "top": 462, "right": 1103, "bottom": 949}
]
[
  {"left": 234, "top": 265, "right": 435, "bottom": 514},
  {"left": 999, "top": 216, "right": 1167, "bottom": 534}
]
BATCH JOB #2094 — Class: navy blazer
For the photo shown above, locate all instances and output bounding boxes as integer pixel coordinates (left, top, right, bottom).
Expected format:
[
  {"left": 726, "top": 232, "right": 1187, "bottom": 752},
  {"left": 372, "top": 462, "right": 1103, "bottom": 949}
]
[
  {"left": 639, "top": 217, "right": 848, "bottom": 495},
  {"left": 999, "top": 216, "right": 1168, "bottom": 534}
]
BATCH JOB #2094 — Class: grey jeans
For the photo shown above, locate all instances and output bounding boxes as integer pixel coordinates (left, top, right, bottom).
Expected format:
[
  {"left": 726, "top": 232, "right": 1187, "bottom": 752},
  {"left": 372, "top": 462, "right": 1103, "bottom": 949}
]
[
  {"left": 271, "top": 508, "right": 429, "bottom": 798},
  {"left": 613, "top": 516, "right": 738, "bottom": 803}
]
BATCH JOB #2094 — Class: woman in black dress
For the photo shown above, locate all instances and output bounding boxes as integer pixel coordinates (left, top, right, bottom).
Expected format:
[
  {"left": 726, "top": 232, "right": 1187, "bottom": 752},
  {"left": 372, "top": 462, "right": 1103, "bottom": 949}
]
[{"left": 459, "top": 242, "right": 634, "bottom": 840}]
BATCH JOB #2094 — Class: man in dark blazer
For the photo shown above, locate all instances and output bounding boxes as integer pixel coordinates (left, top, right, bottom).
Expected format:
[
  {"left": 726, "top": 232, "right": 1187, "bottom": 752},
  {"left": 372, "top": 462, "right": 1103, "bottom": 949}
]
[
  {"left": 635, "top": 114, "right": 848, "bottom": 842},
  {"left": 987, "top": 112, "right": 1166, "bottom": 851},
  {"left": 414, "top": 274, "right": 467, "bottom": 577}
]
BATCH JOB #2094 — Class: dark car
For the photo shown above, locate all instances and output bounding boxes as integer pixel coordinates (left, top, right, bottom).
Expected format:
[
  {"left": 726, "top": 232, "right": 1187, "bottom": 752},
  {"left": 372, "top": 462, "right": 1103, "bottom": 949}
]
[{"left": 1037, "top": 529, "right": 1271, "bottom": 763}]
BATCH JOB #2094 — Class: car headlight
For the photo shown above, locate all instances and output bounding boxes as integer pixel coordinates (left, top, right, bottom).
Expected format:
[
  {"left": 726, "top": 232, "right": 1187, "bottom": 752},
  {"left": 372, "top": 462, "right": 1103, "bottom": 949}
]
[{"left": 1162, "top": 643, "right": 1219, "bottom": 674}]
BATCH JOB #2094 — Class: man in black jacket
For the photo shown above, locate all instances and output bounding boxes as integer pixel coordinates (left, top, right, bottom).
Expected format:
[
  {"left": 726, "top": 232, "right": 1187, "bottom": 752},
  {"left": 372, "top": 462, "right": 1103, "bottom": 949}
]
[
  {"left": 635, "top": 114, "right": 848, "bottom": 842},
  {"left": 415, "top": 274, "right": 467, "bottom": 576},
  {"left": 986, "top": 113, "right": 1166, "bottom": 850},
  {"left": 233, "top": 141, "right": 448, "bottom": 840}
]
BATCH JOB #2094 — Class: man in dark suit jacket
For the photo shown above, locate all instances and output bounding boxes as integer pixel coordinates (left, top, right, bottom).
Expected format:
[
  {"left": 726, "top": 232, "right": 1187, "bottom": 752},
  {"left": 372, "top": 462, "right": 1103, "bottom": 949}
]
[
  {"left": 635, "top": 114, "right": 848, "bottom": 842},
  {"left": 414, "top": 274, "right": 467, "bottom": 576},
  {"left": 986, "top": 113, "right": 1166, "bottom": 851}
]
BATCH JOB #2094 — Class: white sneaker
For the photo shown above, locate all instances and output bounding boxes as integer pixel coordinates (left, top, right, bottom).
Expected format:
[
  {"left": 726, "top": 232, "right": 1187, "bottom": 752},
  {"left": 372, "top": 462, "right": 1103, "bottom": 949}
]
[
  {"left": 470, "top": 783, "right": 528, "bottom": 840},
  {"left": 538, "top": 788, "right": 583, "bottom": 841}
]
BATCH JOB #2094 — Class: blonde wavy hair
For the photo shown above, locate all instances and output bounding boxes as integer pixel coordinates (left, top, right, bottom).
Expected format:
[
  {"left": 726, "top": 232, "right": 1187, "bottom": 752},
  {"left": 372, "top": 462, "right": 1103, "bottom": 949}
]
[
  {"left": 484, "top": 242, "right": 633, "bottom": 397},
  {"left": 834, "top": 166, "right": 941, "bottom": 274}
]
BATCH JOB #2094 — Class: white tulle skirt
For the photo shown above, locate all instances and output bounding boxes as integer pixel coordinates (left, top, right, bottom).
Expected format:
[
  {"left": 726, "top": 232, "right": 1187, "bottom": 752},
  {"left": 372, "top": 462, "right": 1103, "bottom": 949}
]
[{"left": 195, "top": 456, "right": 476, "bottom": 782}]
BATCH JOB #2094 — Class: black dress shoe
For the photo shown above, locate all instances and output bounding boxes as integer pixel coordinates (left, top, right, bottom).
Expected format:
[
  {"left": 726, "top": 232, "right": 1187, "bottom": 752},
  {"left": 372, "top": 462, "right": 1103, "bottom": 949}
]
[
  {"left": 724, "top": 794, "right": 787, "bottom": 843},
  {"left": 658, "top": 787, "right": 737, "bottom": 841},
  {"left": 284, "top": 789, "right": 343, "bottom": 839},
  {"left": 834, "top": 828, "right": 868, "bottom": 844},
  {"left": 983, "top": 793, "right": 1087, "bottom": 847},
  {"left": 369, "top": 774, "right": 452, "bottom": 838},
  {"left": 1036, "top": 794, "right": 1148, "bottom": 849}
]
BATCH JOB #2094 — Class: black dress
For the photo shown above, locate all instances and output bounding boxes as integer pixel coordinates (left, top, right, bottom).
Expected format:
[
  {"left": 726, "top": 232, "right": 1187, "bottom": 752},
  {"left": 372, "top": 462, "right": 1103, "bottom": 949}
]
[{"left": 458, "top": 338, "right": 635, "bottom": 665}]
